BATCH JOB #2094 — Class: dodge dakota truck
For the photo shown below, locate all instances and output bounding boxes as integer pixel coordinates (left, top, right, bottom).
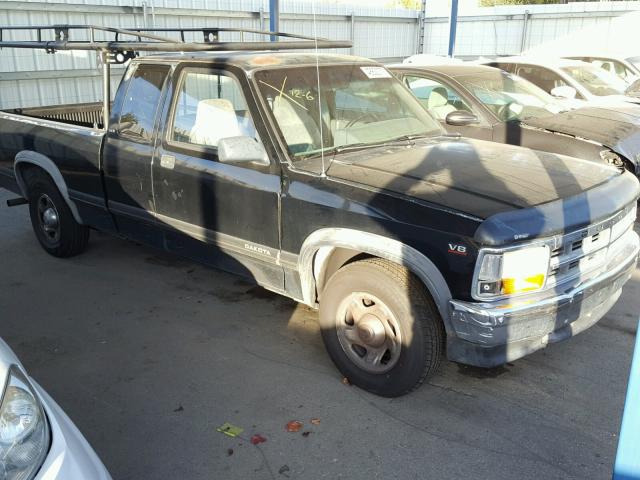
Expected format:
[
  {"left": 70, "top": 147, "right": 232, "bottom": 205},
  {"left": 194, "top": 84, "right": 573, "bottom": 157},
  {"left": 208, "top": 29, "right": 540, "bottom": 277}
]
[{"left": 1, "top": 29, "right": 639, "bottom": 397}]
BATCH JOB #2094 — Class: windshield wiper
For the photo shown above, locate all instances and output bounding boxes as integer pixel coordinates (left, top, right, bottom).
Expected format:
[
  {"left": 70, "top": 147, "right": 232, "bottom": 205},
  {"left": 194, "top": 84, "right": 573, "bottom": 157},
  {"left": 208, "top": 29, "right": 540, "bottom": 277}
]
[
  {"left": 302, "top": 135, "right": 426, "bottom": 161},
  {"left": 335, "top": 134, "right": 432, "bottom": 151},
  {"left": 334, "top": 133, "right": 434, "bottom": 151},
  {"left": 388, "top": 133, "right": 432, "bottom": 142},
  {"left": 299, "top": 133, "right": 437, "bottom": 174}
]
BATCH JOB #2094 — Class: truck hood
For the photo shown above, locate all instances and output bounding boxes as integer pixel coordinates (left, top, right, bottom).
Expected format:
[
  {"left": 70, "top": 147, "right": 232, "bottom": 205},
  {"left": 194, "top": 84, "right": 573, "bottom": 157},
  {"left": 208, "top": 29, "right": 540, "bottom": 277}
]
[
  {"left": 522, "top": 106, "right": 640, "bottom": 165},
  {"left": 326, "top": 137, "right": 620, "bottom": 219}
]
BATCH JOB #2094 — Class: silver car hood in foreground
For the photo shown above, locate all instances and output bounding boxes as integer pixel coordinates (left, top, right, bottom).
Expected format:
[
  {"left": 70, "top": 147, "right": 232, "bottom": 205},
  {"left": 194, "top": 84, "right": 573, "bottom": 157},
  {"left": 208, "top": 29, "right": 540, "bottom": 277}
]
[{"left": 0, "top": 337, "right": 23, "bottom": 388}]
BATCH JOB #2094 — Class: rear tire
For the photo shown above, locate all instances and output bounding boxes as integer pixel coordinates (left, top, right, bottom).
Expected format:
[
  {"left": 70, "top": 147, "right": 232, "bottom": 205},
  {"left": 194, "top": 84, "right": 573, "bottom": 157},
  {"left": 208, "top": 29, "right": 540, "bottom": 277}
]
[
  {"left": 25, "top": 170, "right": 89, "bottom": 257},
  {"left": 319, "top": 258, "right": 444, "bottom": 397}
]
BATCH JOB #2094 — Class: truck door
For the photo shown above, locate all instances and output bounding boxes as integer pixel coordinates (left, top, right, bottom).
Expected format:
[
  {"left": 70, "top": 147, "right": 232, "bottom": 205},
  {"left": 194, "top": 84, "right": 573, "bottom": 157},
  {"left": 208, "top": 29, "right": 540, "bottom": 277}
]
[
  {"left": 103, "top": 63, "right": 171, "bottom": 246},
  {"left": 152, "top": 66, "right": 283, "bottom": 288}
]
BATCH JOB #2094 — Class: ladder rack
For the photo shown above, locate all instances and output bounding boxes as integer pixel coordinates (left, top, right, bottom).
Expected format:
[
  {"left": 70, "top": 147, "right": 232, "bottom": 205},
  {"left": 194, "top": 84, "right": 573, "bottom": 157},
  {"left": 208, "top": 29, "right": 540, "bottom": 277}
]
[
  {"left": 0, "top": 24, "right": 352, "bottom": 130},
  {"left": 0, "top": 25, "right": 352, "bottom": 55}
]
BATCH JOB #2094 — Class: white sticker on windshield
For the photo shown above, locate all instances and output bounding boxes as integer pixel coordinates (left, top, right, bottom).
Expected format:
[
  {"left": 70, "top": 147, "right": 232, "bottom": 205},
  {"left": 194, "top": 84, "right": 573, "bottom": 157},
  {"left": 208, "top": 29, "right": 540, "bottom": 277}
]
[{"left": 360, "top": 66, "right": 392, "bottom": 79}]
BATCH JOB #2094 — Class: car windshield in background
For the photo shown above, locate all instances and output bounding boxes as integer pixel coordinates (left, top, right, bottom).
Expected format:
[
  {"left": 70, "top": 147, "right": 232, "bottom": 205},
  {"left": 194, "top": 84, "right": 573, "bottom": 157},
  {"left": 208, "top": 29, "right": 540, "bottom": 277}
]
[
  {"left": 255, "top": 64, "right": 442, "bottom": 168},
  {"left": 628, "top": 56, "right": 640, "bottom": 71},
  {"left": 454, "top": 71, "right": 566, "bottom": 122},
  {"left": 561, "top": 65, "right": 628, "bottom": 96},
  {"left": 581, "top": 58, "right": 640, "bottom": 84}
]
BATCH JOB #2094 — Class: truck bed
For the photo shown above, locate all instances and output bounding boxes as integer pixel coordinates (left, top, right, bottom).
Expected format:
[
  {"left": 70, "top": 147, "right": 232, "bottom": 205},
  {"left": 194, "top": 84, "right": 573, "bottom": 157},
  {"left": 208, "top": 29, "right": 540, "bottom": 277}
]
[
  {"left": 2, "top": 102, "right": 106, "bottom": 129},
  {"left": 0, "top": 105, "right": 109, "bottom": 230}
]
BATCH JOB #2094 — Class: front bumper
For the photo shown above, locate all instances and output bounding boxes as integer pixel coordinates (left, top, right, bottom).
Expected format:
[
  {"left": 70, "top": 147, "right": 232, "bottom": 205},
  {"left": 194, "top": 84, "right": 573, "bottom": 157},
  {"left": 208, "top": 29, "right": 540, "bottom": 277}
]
[
  {"left": 448, "top": 229, "right": 639, "bottom": 368},
  {"left": 32, "top": 380, "right": 112, "bottom": 480}
]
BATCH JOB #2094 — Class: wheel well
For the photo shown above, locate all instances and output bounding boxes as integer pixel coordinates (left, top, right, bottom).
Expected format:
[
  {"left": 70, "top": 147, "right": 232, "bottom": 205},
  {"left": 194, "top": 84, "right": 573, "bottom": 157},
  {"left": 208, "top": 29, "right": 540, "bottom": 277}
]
[
  {"left": 13, "top": 159, "right": 84, "bottom": 224},
  {"left": 300, "top": 229, "right": 453, "bottom": 328},
  {"left": 622, "top": 157, "right": 636, "bottom": 175},
  {"left": 14, "top": 162, "right": 42, "bottom": 197},
  {"left": 312, "top": 248, "right": 449, "bottom": 338},
  {"left": 314, "top": 247, "right": 375, "bottom": 297}
]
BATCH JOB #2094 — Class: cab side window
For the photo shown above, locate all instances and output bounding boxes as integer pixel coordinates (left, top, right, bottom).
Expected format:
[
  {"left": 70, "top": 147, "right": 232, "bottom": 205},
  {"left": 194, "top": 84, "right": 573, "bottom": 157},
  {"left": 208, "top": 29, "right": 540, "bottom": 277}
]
[
  {"left": 118, "top": 64, "right": 170, "bottom": 141},
  {"left": 404, "top": 75, "right": 472, "bottom": 121},
  {"left": 592, "top": 59, "right": 636, "bottom": 81},
  {"left": 514, "top": 65, "right": 583, "bottom": 99},
  {"left": 171, "top": 71, "right": 257, "bottom": 149}
]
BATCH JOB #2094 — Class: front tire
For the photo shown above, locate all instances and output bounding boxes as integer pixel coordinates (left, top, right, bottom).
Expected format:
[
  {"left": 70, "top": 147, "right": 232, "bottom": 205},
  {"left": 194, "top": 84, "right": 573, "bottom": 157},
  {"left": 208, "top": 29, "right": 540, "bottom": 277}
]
[
  {"left": 319, "top": 258, "right": 444, "bottom": 397},
  {"left": 25, "top": 170, "right": 89, "bottom": 257}
]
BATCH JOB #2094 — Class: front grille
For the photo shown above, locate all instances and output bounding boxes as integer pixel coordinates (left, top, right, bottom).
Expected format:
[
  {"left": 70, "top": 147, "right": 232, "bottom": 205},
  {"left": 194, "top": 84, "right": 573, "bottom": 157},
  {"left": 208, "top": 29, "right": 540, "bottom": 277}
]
[{"left": 546, "top": 203, "right": 637, "bottom": 288}]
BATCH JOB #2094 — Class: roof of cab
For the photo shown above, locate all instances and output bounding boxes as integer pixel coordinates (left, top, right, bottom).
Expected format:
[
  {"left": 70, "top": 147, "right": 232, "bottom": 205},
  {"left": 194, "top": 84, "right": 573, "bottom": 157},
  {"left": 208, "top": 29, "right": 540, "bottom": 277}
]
[
  {"left": 138, "top": 51, "right": 377, "bottom": 72},
  {"left": 484, "top": 56, "right": 592, "bottom": 69},
  {"left": 389, "top": 63, "right": 501, "bottom": 78}
]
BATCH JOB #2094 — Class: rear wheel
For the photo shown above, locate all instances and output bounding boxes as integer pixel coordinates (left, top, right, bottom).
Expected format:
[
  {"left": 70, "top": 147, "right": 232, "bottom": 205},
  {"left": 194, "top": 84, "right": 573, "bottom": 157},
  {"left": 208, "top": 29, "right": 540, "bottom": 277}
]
[
  {"left": 25, "top": 170, "right": 89, "bottom": 257},
  {"left": 319, "top": 258, "right": 444, "bottom": 397}
]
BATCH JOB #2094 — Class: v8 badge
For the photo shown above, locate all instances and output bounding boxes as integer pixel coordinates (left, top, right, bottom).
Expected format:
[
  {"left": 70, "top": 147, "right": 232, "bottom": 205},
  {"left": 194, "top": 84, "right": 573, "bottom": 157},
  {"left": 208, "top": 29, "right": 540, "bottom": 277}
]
[{"left": 448, "top": 243, "right": 467, "bottom": 256}]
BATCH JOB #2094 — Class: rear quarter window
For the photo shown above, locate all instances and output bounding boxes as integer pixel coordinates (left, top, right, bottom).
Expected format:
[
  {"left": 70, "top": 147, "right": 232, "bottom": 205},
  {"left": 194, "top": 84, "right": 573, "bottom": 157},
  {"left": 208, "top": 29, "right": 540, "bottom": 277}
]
[{"left": 118, "top": 64, "right": 170, "bottom": 141}]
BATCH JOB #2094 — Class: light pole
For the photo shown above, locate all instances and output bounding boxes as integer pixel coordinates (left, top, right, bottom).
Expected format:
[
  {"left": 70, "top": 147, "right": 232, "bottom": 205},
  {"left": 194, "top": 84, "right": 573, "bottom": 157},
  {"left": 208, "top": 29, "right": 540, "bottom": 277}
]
[
  {"left": 269, "top": 0, "right": 279, "bottom": 42},
  {"left": 447, "top": 0, "right": 459, "bottom": 58}
]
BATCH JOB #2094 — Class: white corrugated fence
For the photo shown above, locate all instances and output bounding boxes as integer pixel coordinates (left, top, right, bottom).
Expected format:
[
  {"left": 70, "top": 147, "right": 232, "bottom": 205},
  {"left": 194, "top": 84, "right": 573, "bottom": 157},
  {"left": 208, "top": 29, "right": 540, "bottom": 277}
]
[{"left": 1, "top": 1, "right": 640, "bottom": 108}]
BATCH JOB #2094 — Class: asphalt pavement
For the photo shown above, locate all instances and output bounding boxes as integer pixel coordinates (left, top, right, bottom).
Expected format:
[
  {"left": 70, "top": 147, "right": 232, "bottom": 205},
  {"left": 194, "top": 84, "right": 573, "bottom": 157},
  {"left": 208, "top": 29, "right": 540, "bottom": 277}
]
[{"left": 1, "top": 189, "right": 638, "bottom": 480}]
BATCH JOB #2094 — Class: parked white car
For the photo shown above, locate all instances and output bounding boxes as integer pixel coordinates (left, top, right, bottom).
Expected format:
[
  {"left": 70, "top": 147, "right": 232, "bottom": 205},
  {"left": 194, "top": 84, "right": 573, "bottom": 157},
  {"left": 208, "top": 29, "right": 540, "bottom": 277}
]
[
  {"left": 485, "top": 57, "right": 640, "bottom": 107},
  {"left": 564, "top": 55, "right": 640, "bottom": 85},
  {"left": 628, "top": 56, "right": 640, "bottom": 72},
  {"left": 0, "top": 337, "right": 111, "bottom": 480},
  {"left": 402, "top": 54, "right": 463, "bottom": 66}
]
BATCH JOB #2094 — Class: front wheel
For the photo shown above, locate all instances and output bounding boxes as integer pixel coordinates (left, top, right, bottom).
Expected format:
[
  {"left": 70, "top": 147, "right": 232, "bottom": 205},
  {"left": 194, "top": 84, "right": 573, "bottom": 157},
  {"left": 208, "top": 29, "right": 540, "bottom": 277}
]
[
  {"left": 319, "top": 258, "right": 444, "bottom": 397},
  {"left": 25, "top": 170, "right": 89, "bottom": 258}
]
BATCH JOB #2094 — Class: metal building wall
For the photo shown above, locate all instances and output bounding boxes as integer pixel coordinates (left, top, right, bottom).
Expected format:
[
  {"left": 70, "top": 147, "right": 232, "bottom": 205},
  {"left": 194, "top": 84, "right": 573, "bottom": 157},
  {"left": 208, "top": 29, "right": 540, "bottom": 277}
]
[
  {"left": 4, "top": 0, "right": 637, "bottom": 109},
  {"left": 0, "top": 0, "right": 419, "bottom": 109},
  {"left": 423, "top": 1, "right": 640, "bottom": 58}
]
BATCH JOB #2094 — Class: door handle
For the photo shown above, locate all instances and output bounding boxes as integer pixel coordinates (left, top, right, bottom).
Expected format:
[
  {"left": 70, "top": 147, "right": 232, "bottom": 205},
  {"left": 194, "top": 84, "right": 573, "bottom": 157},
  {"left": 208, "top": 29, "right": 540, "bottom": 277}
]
[{"left": 160, "top": 154, "right": 175, "bottom": 170}]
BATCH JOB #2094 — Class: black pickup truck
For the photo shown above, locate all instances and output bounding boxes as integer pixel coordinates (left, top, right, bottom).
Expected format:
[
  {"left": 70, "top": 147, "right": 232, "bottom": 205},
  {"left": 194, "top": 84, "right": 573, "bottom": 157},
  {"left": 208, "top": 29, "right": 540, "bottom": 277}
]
[{"left": 1, "top": 51, "right": 639, "bottom": 397}]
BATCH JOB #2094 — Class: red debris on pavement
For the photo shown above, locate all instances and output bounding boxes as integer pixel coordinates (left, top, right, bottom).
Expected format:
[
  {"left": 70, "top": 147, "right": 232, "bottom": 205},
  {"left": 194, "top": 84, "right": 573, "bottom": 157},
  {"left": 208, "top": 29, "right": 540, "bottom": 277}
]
[{"left": 285, "top": 420, "right": 303, "bottom": 432}]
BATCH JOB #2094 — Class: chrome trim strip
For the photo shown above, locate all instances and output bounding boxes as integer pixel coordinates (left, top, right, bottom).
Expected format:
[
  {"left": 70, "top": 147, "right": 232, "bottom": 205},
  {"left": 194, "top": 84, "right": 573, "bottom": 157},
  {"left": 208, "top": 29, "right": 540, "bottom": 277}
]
[{"left": 153, "top": 212, "right": 281, "bottom": 265}]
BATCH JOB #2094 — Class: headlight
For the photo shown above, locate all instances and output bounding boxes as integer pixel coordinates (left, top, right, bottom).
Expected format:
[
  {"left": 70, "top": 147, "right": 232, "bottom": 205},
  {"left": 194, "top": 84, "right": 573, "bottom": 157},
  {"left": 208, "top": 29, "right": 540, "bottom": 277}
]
[
  {"left": 0, "top": 366, "right": 50, "bottom": 480},
  {"left": 474, "top": 245, "right": 551, "bottom": 299},
  {"left": 600, "top": 150, "right": 624, "bottom": 169}
]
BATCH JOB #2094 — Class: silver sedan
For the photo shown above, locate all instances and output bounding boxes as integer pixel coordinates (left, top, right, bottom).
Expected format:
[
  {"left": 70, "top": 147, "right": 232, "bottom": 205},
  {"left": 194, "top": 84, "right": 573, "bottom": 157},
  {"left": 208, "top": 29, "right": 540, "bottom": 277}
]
[{"left": 0, "top": 337, "right": 111, "bottom": 480}]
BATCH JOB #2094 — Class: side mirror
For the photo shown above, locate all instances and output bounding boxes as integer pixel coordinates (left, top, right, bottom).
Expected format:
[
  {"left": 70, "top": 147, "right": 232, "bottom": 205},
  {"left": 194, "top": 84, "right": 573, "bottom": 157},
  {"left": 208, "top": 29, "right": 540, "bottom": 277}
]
[
  {"left": 218, "top": 136, "right": 269, "bottom": 166},
  {"left": 445, "top": 110, "right": 479, "bottom": 126},
  {"left": 550, "top": 85, "right": 577, "bottom": 100}
]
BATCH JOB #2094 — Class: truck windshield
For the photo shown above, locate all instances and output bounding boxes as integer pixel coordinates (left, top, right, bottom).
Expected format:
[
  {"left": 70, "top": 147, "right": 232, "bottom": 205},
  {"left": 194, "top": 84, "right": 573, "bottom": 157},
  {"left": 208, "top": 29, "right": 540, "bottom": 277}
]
[
  {"left": 561, "top": 65, "right": 628, "bottom": 97},
  {"left": 255, "top": 64, "right": 443, "bottom": 164},
  {"left": 455, "top": 71, "right": 566, "bottom": 122}
]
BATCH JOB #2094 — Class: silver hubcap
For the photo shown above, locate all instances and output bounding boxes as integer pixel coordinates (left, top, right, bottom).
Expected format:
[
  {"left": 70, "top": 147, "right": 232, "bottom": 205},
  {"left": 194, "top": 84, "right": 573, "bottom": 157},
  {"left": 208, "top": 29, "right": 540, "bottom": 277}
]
[
  {"left": 37, "top": 194, "right": 60, "bottom": 242},
  {"left": 335, "top": 292, "right": 402, "bottom": 374}
]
